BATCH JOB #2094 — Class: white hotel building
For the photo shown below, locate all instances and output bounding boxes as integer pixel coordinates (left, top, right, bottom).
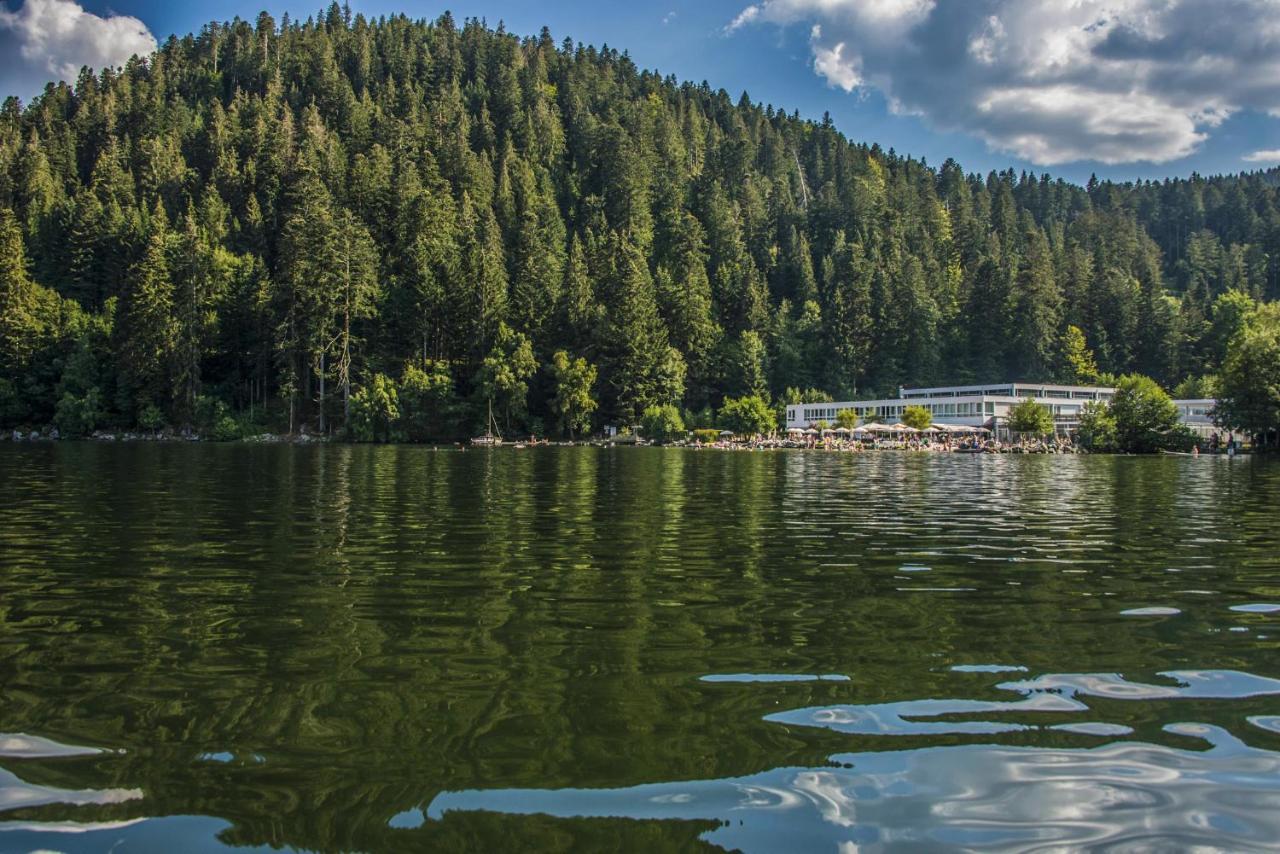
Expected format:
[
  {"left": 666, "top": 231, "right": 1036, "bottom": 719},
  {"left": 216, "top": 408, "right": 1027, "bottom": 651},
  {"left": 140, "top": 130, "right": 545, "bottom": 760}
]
[
  {"left": 785, "top": 382, "right": 1225, "bottom": 438},
  {"left": 785, "top": 382, "right": 1115, "bottom": 434}
]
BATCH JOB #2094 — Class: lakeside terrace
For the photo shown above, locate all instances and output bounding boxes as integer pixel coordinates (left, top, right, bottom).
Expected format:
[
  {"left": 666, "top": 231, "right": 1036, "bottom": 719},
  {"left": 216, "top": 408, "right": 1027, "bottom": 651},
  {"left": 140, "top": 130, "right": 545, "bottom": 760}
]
[
  {"left": 785, "top": 382, "right": 1227, "bottom": 439},
  {"left": 785, "top": 382, "right": 1116, "bottom": 436}
]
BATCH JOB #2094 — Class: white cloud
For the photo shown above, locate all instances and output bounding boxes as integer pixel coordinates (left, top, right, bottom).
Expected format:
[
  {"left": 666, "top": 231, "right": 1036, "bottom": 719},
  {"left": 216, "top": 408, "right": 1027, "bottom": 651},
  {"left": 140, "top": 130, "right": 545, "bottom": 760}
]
[
  {"left": 1243, "top": 149, "right": 1280, "bottom": 163},
  {"left": 811, "top": 29, "right": 860, "bottom": 92},
  {"left": 0, "top": 0, "right": 156, "bottom": 101},
  {"left": 726, "top": 5, "right": 760, "bottom": 33},
  {"left": 662, "top": 10, "right": 677, "bottom": 25},
  {"left": 728, "top": 0, "right": 1280, "bottom": 165}
]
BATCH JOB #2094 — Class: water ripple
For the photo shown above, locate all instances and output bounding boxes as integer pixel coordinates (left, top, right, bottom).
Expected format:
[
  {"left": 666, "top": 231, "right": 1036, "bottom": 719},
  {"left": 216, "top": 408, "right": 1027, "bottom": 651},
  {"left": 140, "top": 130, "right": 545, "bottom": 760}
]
[{"left": 427, "top": 728, "right": 1280, "bottom": 852}]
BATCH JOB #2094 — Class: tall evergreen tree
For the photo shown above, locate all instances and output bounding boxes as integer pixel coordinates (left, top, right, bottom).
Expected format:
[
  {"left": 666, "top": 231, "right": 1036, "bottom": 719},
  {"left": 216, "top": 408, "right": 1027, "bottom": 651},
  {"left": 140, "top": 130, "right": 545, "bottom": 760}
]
[{"left": 117, "top": 214, "right": 178, "bottom": 417}]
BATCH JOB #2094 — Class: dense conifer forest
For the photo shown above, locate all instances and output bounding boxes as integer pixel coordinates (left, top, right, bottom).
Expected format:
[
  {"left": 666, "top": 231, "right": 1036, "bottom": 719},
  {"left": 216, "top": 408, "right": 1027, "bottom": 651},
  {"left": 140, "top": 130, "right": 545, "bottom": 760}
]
[{"left": 1, "top": 8, "right": 1278, "bottom": 439}]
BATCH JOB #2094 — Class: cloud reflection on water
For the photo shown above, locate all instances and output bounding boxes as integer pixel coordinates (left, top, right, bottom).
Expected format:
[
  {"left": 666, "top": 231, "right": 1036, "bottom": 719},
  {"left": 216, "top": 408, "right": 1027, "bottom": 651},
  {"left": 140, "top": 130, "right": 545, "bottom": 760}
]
[
  {"left": 425, "top": 669, "right": 1280, "bottom": 851},
  {"left": 427, "top": 727, "right": 1280, "bottom": 851}
]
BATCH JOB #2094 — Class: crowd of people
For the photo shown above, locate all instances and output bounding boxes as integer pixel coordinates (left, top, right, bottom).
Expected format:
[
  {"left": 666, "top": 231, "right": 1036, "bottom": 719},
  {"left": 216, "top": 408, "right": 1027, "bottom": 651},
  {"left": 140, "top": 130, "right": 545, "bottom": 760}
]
[{"left": 677, "top": 432, "right": 1081, "bottom": 453}]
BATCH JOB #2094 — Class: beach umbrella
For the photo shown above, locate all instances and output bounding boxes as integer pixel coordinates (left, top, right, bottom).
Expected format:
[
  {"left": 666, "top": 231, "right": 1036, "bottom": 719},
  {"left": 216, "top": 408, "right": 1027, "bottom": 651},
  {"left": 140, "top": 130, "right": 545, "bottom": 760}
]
[
  {"left": 890, "top": 423, "right": 918, "bottom": 433},
  {"left": 786, "top": 427, "right": 805, "bottom": 434},
  {"left": 718, "top": 430, "right": 734, "bottom": 437},
  {"left": 863, "top": 423, "right": 893, "bottom": 433},
  {"left": 804, "top": 428, "right": 820, "bottom": 436},
  {"left": 834, "top": 426, "right": 853, "bottom": 434}
]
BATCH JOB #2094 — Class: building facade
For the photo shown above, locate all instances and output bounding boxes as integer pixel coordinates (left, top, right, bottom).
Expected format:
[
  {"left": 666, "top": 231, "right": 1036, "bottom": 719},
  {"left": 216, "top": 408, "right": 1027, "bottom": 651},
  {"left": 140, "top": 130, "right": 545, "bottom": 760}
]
[
  {"left": 785, "top": 382, "right": 1226, "bottom": 439},
  {"left": 785, "top": 383, "right": 1116, "bottom": 434},
  {"left": 1173, "top": 399, "right": 1219, "bottom": 439}
]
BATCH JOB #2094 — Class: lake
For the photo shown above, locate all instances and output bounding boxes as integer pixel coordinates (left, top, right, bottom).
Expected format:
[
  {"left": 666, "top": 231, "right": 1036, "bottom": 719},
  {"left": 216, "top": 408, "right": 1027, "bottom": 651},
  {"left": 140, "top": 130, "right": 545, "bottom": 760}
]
[{"left": 1, "top": 444, "right": 1279, "bottom": 852}]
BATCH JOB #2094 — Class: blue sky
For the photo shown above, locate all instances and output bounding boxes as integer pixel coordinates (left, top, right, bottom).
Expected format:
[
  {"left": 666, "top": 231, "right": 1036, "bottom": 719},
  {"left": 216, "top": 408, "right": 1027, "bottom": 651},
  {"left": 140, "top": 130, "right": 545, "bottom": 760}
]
[{"left": 3, "top": 0, "right": 1279, "bottom": 186}]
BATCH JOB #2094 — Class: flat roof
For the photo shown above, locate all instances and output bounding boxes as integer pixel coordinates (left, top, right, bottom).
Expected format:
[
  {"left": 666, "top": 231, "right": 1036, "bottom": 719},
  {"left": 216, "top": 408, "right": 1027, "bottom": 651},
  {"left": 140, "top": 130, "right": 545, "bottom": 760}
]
[{"left": 900, "top": 382, "right": 1116, "bottom": 395}]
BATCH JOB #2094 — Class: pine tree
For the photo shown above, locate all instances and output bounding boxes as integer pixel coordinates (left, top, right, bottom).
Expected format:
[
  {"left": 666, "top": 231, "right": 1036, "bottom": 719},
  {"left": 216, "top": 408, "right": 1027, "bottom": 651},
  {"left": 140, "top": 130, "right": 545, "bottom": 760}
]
[
  {"left": 117, "top": 215, "right": 178, "bottom": 419},
  {"left": 277, "top": 160, "right": 340, "bottom": 432},
  {"left": 333, "top": 208, "right": 379, "bottom": 430},
  {"left": 0, "top": 208, "right": 46, "bottom": 373},
  {"left": 389, "top": 157, "right": 457, "bottom": 364},
  {"left": 822, "top": 235, "right": 873, "bottom": 396},
  {"left": 600, "top": 232, "right": 675, "bottom": 420},
  {"left": 1008, "top": 224, "right": 1062, "bottom": 380},
  {"left": 171, "top": 210, "right": 219, "bottom": 421},
  {"left": 454, "top": 193, "right": 508, "bottom": 361},
  {"left": 655, "top": 212, "right": 718, "bottom": 400}
]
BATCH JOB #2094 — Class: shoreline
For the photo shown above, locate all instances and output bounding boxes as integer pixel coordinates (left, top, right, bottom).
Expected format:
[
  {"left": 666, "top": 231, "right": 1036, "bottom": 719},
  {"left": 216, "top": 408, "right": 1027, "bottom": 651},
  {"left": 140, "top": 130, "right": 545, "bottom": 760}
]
[{"left": 2, "top": 431, "right": 1256, "bottom": 456}]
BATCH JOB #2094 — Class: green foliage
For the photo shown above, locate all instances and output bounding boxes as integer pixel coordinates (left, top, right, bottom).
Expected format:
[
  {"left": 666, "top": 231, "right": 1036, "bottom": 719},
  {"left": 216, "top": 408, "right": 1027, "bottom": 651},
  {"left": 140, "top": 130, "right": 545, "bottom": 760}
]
[
  {"left": 53, "top": 387, "right": 104, "bottom": 437},
  {"left": 601, "top": 235, "right": 681, "bottom": 420},
  {"left": 211, "top": 415, "right": 246, "bottom": 442},
  {"left": 835, "top": 408, "right": 860, "bottom": 429},
  {"left": 548, "top": 351, "right": 597, "bottom": 439},
  {"left": 692, "top": 428, "right": 721, "bottom": 444},
  {"left": 398, "top": 361, "right": 456, "bottom": 442},
  {"left": 194, "top": 395, "right": 230, "bottom": 432},
  {"left": 1006, "top": 398, "right": 1054, "bottom": 435},
  {"left": 902, "top": 405, "right": 932, "bottom": 431},
  {"left": 476, "top": 323, "right": 537, "bottom": 434},
  {"left": 0, "top": 13, "right": 1276, "bottom": 438},
  {"left": 1216, "top": 304, "right": 1280, "bottom": 441},
  {"left": 1108, "top": 374, "right": 1181, "bottom": 453},
  {"left": 0, "top": 208, "right": 47, "bottom": 373},
  {"left": 1172, "top": 375, "right": 1220, "bottom": 400},
  {"left": 726, "top": 330, "right": 768, "bottom": 399},
  {"left": 1075, "top": 401, "right": 1117, "bottom": 453},
  {"left": 1058, "top": 325, "right": 1100, "bottom": 384},
  {"left": 138, "top": 403, "right": 166, "bottom": 431},
  {"left": 639, "top": 404, "right": 685, "bottom": 444},
  {"left": 683, "top": 406, "right": 716, "bottom": 430},
  {"left": 719, "top": 395, "right": 774, "bottom": 436},
  {"left": 117, "top": 219, "right": 178, "bottom": 422},
  {"left": 349, "top": 374, "right": 400, "bottom": 443},
  {"left": 0, "top": 379, "right": 23, "bottom": 425},
  {"left": 1206, "top": 290, "right": 1257, "bottom": 367},
  {"left": 779, "top": 388, "right": 833, "bottom": 405},
  {"left": 190, "top": 395, "right": 252, "bottom": 441}
]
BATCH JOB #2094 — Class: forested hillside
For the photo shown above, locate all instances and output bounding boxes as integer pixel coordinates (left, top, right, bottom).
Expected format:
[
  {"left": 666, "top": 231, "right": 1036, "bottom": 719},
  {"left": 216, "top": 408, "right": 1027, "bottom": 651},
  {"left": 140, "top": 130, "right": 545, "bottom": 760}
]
[{"left": 1, "top": 9, "right": 1278, "bottom": 439}]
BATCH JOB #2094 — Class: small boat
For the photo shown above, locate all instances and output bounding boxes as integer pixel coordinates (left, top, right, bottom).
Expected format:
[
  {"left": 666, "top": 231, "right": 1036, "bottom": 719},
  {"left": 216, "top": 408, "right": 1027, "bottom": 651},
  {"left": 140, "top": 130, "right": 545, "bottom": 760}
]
[{"left": 472, "top": 400, "right": 503, "bottom": 447}]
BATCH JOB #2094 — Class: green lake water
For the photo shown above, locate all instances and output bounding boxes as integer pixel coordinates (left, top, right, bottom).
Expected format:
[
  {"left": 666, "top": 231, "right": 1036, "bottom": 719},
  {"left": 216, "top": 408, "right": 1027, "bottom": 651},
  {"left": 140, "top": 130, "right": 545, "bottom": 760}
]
[{"left": 1, "top": 444, "right": 1279, "bottom": 852}]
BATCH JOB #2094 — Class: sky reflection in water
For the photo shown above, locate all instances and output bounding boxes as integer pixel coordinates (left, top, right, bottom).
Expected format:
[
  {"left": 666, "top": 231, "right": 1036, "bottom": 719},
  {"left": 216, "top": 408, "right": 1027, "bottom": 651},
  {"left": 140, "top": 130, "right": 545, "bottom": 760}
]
[{"left": 430, "top": 670, "right": 1280, "bottom": 851}]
